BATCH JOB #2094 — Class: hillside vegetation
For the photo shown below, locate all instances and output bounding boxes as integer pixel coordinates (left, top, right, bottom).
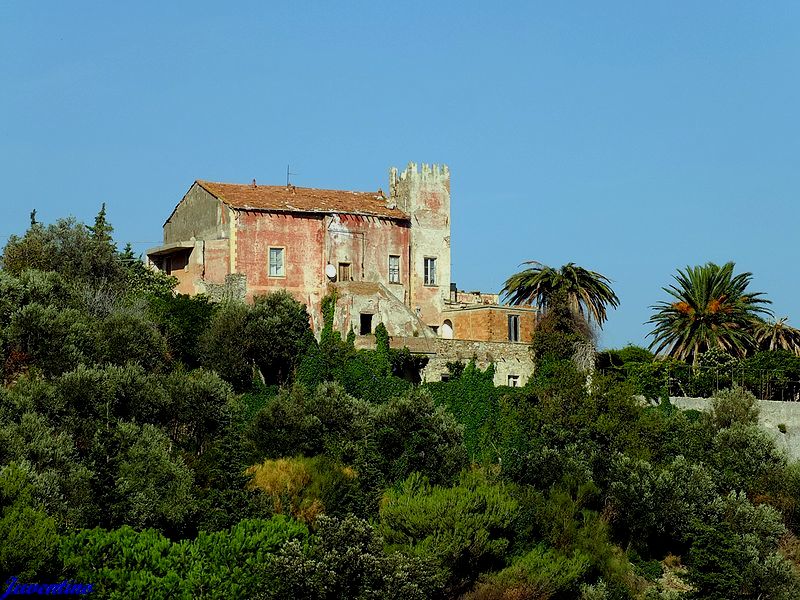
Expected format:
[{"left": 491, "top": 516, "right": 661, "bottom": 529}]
[{"left": 2, "top": 211, "right": 800, "bottom": 599}]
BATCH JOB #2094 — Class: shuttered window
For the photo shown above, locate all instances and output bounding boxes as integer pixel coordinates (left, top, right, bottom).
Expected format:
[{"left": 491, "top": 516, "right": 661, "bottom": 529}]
[
  {"left": 268, "top": 247, "right": 285, "bottom": 277},
  {"left": 424, "top": 257, "right": 437, "bottom": 286},
  {"left": 389, "top": 255, "right": 400, "bottom": 283},
  {"left": 338, "top": 262, "right": 352, "bottom": 281}
]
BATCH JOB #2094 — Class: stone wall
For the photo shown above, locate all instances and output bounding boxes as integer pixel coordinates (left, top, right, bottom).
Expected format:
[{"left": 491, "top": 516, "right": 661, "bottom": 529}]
[
  {"left": 453, "top": 290, "right": 500, "bottom": 305},
  {"left": 355, "top": 335, "right": 535, "bottom": 387},
  {"left": 671, "top": 396, "right": 800, "bottom": 461},
  {"left": 202, "top": 273, "right": 247, "bottom": 303}
]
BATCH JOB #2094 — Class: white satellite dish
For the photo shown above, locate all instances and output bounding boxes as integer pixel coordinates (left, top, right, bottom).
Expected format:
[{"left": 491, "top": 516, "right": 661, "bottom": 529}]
[{"left": 325, "top": 263, "right": 337, "bottom": 280}]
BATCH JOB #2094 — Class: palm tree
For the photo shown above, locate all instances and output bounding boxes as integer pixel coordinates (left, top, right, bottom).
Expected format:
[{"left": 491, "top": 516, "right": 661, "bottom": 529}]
[
  {"left": 753, "top": 317, "right": 800, "bottom": 355},
  {"left": 647, "top": 262, "right": 772, "bottom": 363},
  {"left": 500, "top": 261, "right": 620, "bottom": 328}
]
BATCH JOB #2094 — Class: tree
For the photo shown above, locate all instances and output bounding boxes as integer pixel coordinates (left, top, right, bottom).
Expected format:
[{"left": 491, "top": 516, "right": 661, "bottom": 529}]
[
  {"left": 753, "top": 317, "right": 800, "bottom": 355},
  {"left": 0, "top": 412, "right": 95, "bottom": 529},
  {"left": 1, "top": 213, "right": 124, "bottom": 285},
  {"left": 647, "top": 262, "right": 772, "bottom": 364},
  {"left": 379, "top": 471, "right": 518, "bottom": 596},
  {"left": 500, "top": 261, "right": 619, "bottom": 328},
  {"left": 684, "top": 492, "right": 800, "bottom": 600},
  {"left": 369, "top": 388, "right": 468, "bottom": 486},
  {"left": 200, "top": 301, "right": 252, "bottom": 391},
  {"left": 91, "top": 422, "right": 195, "bottom": 531},
  {"left": 94, "top": 311, "right": 170, "bottom": 372},
  {"left": 530, "top": 289, "right": 594, "bottom": 364},
  {"left": 0, "top": 461, "right": 60, "bottom": 579},
  {"left": 258, "top": 515, "right": 444, "bottom": 600},
  {"left": 201, "top": 292, "right": 311, "bottom": 390},
  {"left": 245, "top": 291, "right": 311, "bottom": 385}
]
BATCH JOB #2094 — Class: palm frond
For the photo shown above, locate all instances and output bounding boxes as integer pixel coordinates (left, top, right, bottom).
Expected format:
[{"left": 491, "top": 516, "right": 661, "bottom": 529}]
[
  {"left": 501, "top": 261, "right": 619, "bottom": 328},
  {"left": 646, "top": 262, "right": 772, "bottom": 363}
]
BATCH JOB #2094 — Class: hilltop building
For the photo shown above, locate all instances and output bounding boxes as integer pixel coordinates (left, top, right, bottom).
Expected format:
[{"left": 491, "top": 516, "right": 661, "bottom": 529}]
[{"left": 147, "top": 163, "right": 536, "bottom": 385}]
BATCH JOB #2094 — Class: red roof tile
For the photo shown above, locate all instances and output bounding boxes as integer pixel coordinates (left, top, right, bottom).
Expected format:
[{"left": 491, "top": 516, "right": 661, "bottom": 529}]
[{"left": 196, "top": 180, "right": 408, "bottom": 220}]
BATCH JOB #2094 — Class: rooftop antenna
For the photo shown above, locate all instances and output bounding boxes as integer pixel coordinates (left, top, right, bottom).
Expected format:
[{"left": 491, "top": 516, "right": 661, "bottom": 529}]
[{"left": 286, "top": 164, "right": 297, "bottom": 186}]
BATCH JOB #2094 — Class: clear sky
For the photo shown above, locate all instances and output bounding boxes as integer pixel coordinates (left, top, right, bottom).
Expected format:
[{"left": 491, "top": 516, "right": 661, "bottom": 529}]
[{"left": 1, "top": 2, "right": 798, "bottom": 348}]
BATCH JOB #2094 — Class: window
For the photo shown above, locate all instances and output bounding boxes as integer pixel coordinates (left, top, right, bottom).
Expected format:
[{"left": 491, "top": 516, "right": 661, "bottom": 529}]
[
  {"left": 389, "top": 255, "right": 400, "bottom": 283},
  {"left": 359, "top": 313, "right": 373, "bottom": 335},
  {"left": 338, "top": 262, "right": 352, "bottom": 282},
  {"left": 508, "top": 314, "right": 520, "bottom": 342},
  {"left": 508, "top": 375, "right": 520, "bottom": 387},
  {"left": 268, "top": 247, "right": 285, "bottom": 277},
  {"left": 424, "top": 257, "right": 437, "bottom": 286}
]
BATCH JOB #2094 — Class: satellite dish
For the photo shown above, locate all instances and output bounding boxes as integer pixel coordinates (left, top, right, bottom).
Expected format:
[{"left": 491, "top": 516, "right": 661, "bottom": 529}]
[{"left": 325, "top": 263, "right": 337, "bottom": 280}]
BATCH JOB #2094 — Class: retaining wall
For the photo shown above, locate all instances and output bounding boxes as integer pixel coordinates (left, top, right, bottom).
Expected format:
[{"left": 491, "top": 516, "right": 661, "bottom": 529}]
[{"left": 671, "top": 397, "right": 800, "bottom": 461}]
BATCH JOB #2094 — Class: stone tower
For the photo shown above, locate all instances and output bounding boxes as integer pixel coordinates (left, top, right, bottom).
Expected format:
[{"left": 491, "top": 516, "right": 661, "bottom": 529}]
[{"left": 389, "top": 162, "right": 451, "bottom": 328}]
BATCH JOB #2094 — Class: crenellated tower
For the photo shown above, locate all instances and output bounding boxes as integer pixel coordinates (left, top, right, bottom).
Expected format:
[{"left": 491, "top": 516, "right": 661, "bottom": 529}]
[{"left": 389, "top": 162, "right": 451, "bottom": 328}]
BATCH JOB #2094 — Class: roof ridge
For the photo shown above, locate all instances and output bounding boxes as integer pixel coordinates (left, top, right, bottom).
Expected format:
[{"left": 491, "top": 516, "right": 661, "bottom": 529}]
[{"left": 197, "top": 179, "right": 383, "bottom": 196}]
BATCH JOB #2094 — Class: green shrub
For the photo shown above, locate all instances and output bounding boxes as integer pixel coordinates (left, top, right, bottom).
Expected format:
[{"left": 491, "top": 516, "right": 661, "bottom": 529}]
[
  {"left": 465, "top": 545, "right": 590, "bottom": 599},
  {"left": 94, "top": 311, "right": 171, "bottom": 372},
  {"left": 0, "top": 461, "right": 60, "bottom": 579},
  {"left": 710, "top": 386, "right": 759, "bottom": 430},
  {"left": 61, "top": 515, "right": 308, "bottom": 598},
  {"left": 369, "top": 388, "right": 468, "bottom": 486},
  {"left": 712, "top": 424, "right": 786, "bottom": 494},
  {"left": 380, "top": 470, "right": 518, "bottom": 595},
  {"left": 685, "top": 492, "right": 800, "bottom": 600},
  {"left": 257, "top": 515, "right": 444, "bottom": 600}
]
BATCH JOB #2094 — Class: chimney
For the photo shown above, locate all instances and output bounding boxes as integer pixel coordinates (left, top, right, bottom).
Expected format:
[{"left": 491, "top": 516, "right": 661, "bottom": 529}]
[{"left": 380, "top": 187, "right": 397, "bottom": 210}]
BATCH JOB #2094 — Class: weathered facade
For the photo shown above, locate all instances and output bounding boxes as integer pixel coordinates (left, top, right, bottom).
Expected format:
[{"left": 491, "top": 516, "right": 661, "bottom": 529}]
[
  {"left": 441, "top": 305, "right": 538, "bottom": 344},
  {"left": 147, "top": 162, "right": 536, "bottom": 384}
]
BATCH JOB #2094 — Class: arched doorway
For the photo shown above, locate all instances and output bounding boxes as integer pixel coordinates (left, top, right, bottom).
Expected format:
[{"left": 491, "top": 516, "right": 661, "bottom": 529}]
[{"left": 441, "top": 319, "right": 454, "bottom": 339}]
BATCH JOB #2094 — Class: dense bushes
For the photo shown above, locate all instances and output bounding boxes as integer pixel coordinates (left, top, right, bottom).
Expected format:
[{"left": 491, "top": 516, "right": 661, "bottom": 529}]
[
  {"left": 200, "top": 292, "right": 311, "bottom": 390},
  {"left": 60, "top": 516, "right": 309, "bottom": 598},
  {"left": 4, "top": 211, "right": 800, "bottom": 598},
  {"left": 256, "top": 515, "right": 444, "bottom": 600},
  {"left": 380, "top": 471, "right": 519, "bottom": 595}
]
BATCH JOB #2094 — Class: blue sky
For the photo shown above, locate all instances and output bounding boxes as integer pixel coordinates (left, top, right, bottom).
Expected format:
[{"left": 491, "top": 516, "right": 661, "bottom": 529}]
[{"left": 1, "top": 2, "right": 798, "bottom": 348}]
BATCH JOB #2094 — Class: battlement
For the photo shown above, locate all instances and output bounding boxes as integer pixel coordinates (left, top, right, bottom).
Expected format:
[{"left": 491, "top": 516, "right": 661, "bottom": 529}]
[{"left": 389, "top": 162, "right": 450, "bottom": 199}]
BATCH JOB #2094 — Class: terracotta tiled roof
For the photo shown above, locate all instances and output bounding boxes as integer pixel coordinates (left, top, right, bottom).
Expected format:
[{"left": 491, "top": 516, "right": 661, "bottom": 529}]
[{"left": 196, "top": 180, "right": 408, "bottom": 220}]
